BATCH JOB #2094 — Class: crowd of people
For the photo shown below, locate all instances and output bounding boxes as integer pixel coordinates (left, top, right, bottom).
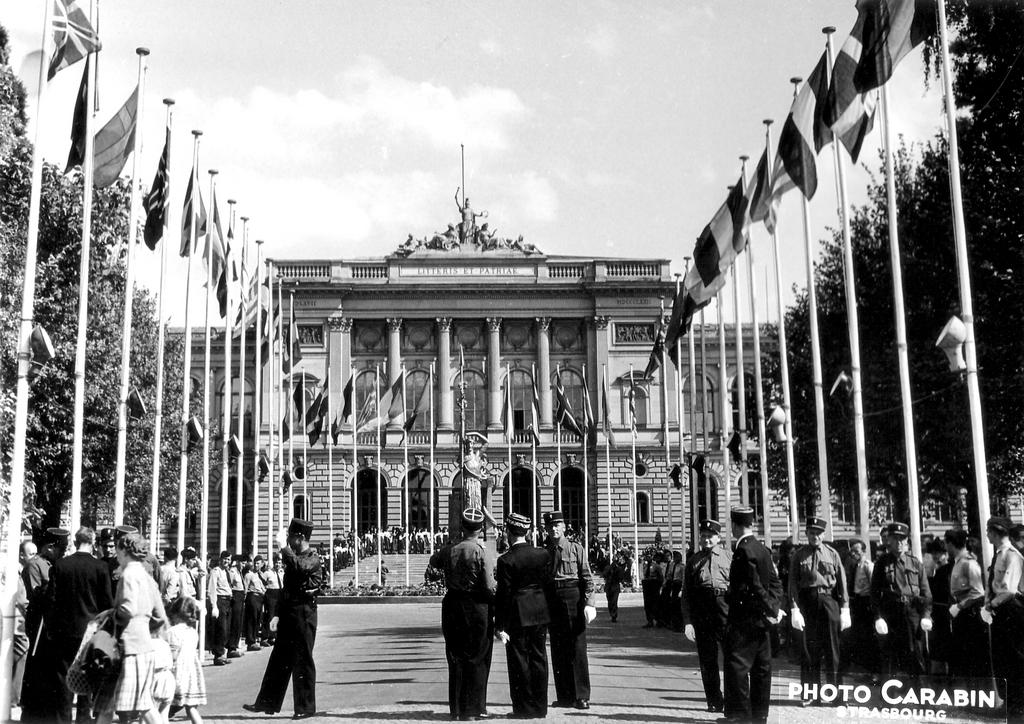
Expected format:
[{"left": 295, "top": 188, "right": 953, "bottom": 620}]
[{"left": 327, "top": 527, "right": 452, "bottom": 570}]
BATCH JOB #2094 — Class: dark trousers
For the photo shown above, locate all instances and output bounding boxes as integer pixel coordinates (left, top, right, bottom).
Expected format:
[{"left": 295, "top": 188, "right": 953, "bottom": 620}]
[
  {"left": 991, "top": 602, "right": 1024, "bottom": 715},
  {"left": 263, "top": 589, "right": 281, "bottom": 642},
  {"left": 441, "top": 592, "right": 493, "bottom": 719},
  {"left": 211, "top": 594, "right": 232, "bottom": 657},
  {"left": 605, "top": 587, "right": 620, "bottom": 621},
  {"left": 642, "top": 580, "right": 661, "bottom": 624},
  {"left": 549, "top": 584, "right": 590, "bottom": 704},
  {"left": 53, "top": 636, "right": 95, "bottom": 724},
  {"left": 245, "top": 592, "right": 265, "bottom": 645},
  {"left": 841, "top": 594, "right": 878, "bottom": 673},
  {"left": 798, "top": 589, "right": 841, "bottom": 686},
  {"left": 878, "top": 601, "right": 924, "bottom": 678},
  {"left": 20, "top": 635, "right": 59, "bottom": 724},
  {"left": 724, "top": 622, "right": 772, "bottom": 722},
  {"left": 693, "top": 592, "right": 729, "bottom": 709},
  {"left": 228, "top": 589, "right": 245, "bottom": 651},
  {"left": 505, "top": 625, "right": 548, "bottom": 717},
  {"left": 254, "top": 602, "right": 318, "bottom": 716},
  {"left": 947, "top": 606, "right": 989, "bottom": 680}
]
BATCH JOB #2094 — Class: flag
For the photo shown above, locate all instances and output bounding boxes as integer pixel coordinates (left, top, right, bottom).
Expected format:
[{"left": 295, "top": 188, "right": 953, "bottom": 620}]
[
  {"left": 854, "top": 0, "right": 933, "bottom": 93},
  {"left": 501, "top": 374, "right": 514, "bottom": 437},
  {"left": 825, "top": 11, "right": 879, "bottom": 163},
  {"left": 600, "top": 372, "right": 614, "bottom": 445},
  {"left": 355, "top": 377, "right": 380, "bottom": 434},
  {"left": 628, "top": 374, "right": 639, "bottom": 438},
  {"left": 49, "top": 0, "right": 101, "bottom": 80},
  {"left": 180, "top": 161, "right": 207, "bottom": 257},
  {"left": 204, "top": 189, "right": 227, "bottom": 286},
  {"left": 143, "top": 118, "right": 171, "bottom": 250},
  {"left": 281, "top": 314, "right": 303, "bottom": 373},
  {"left": 690, "top": 177, "right": 747, "bottom": 303},
  {"left": 746, "top": 148, "right": 778, "bottom": 233},
  {"left": 581, "top": 371, "right": 596, "bottom": 438},
  {"left": 331, "top": 375, "right": 354, "bottom": 445},
  {"left": 554, "top": 375, "right": 584, "bottom": 439},
  {"left": 281, "top": 414, "right": 290, "bottom": 443},
  {"left": 528, "top": 374, "right": 542, "bottom": 445},
  {"left": 665, "top": 290, "right": 706, "bottom": 366},
  {"left": 305, "top": 383, "right": 329, "bottom": 446},
  {"left": 382, "top": 372, "right": 405, "bottom": 428},
  {"left": 773, "top": 51, "right": 831, "bottom": 202},
  {"left": 404, "top": 375, "right": 430, "bottom": 432},
  {"left": 260, "top": 304, "right": 281, "bottom": 363},
  {"left": 92, "top": 85, "right": 137, "bottom": 189},
  {"left": 64, "top": 57, "right": 88, "bottom": 173},
  {"left": 643, "top": 320, "right": 665, "bottom": 378}
]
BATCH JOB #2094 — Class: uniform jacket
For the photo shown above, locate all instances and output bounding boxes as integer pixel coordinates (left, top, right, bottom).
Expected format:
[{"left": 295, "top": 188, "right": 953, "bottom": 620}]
[
  {"left": 495, "top": 542, "right": 552, "bottom": 631},
  {"left": 788, "top": 543, "right": 849, "bottom": 606},
  {"left": 726, "top": 534, "right": 782, "bottom": 628},
  {"left": 681, "top": 545, "right": 732, "bottom": 626},
  {"left": 429, "top": 537, "right": 497, "bottom": 598},
  {"left": 870, "top": 551, "right": 932, "bottom": 618},
  {"left": 280, "top": 546, "right": 325, "bottom": 607},
  {"left": 115, "top": 559, "right": 167, "bottom": 655},
  {"left": 46, "top": 550, "right": 114, "bottom": 641},
  {"left": 547, "top": 536, "right": 595, "bottom": 607}
]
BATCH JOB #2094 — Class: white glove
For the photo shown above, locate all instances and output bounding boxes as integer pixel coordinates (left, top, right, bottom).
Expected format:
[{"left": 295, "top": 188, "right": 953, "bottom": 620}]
[
  {"left": 981, "top": 607, "right": 993, "bottom": 625},
  {"left": 840, "top": 607, "right": 852, "bottom": 631},
  {"left": 790, "top": 607, "right": 805, "bottom": 632},
  {"left": 496, "top": 630, "right": 510, "bottom": 645},
  {"left": 920, "top": 617, "right": 933, "bottom": 633},
  {"left": 276, "top": 527, "right": 288, "bottom": 549},
  {"left": 766, "top": 608, "right": 786, "bottom": 625},
  {"left": 269, "top": 616, "right": 279, "bottom": 633},
  {"left": 210, "top": 606, "right": 219, "bottom": 619},
  {"left": 583, "top": 605, "right": 597, "bottom": 624},
  {"left": 949, "top": 603, "right": 960, "bottom": 619},
  {"left": 875, "top": 618, "right": 888, "bottom": 636},
  {"left": 684, "top": 624, "right": 696, "bottom": 642}
]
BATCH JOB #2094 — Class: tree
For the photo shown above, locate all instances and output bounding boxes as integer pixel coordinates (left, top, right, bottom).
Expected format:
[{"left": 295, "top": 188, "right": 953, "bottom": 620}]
[{"left": 0, "top": 25, "right": 202, "bottom": 537}]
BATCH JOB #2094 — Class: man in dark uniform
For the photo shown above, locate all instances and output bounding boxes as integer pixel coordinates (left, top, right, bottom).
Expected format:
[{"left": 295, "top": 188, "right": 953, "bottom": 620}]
[
  {"left": 789, "top": 516, "right": 850, "bottom": 698},
  {"left": 722, "top": 507, "right": 783, "bottom": 724},
  {"left": 544, "top": 510, "right": 596, "bottom": 711},
  {"left": 681, "top": 519, "right": 732, "bottom": 713},
  {"left": 427, "top": 507, "right": 496, "bottom": 722},
  {"left": 244, "top": 518, "right": 324, "bottom": 720},
  {"left": 944, "top": 528, "right": 987, "bottom": 681},
  {"left": 495, "top": 512, "right": 552, "bottom": 719},
  {"left": 982, "top": 516, "right": 1024, "bottom": 717},
  {"left": 870, "top": 522, "right": 932, "bottom": 679}
]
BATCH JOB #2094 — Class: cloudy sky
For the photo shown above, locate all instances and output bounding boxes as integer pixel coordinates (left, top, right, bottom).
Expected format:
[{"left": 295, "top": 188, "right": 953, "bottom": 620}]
[{"left": 7, "top": 1, "right": 946, "bottom": 326}]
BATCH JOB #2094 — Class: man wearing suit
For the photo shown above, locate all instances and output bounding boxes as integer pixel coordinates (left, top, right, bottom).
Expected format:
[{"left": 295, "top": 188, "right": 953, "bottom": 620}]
[
  {"left": 495, "top": 513, "right": 552, "bottom": 719},
  {"left": 722, "top": 507, "right": 783, "bottom": 724},
  {"left": 45, "top": 527, "right": 113, "bottom": 724}
]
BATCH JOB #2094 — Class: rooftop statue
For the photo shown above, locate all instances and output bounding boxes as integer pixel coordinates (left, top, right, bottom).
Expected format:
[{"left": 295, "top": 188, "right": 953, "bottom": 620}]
[{"left": 392, "top": 197, "right": 542, "bottom": 257}]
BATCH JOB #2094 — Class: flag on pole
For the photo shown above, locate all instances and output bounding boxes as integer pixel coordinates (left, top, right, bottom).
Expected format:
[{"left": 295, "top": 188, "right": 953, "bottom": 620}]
[
  {"left": 281, "top": 414, "right": 291, "bottom": 443},
  {"left": 260, "top": 304, "right": 280, "bottom": 363},
  {"left": 774, "top": 51, "right": 831, "bottom": 201},
  {"left": 355, "top": 376, "right": 380, "bottom": 434},
  {"left": 305, "top": 383, "right": 329, "bottom": 446},
  {"left": 501, "top": 374, "right": 514, "bottom": 437},
  {"left": 600, "top": 373, "right": 614, "bottom": 442},
  {"left": 528, "top": 375, "right": 542, "bottom": 445},
  {"left": 49, "top": 0, "right": 101, "bottom": 80},
  {"left": 143, "top": 118, "right": 171, "bottom": 250},
  {"left": 180, "top": 161, "right": 207, "bottom": 257},
  {"left": 746, "top": 148, "right": 777, "bottom": 233},
  {"left": 665, "top": 290, "right": 705, "bottom": 365},
  {"left": 854, "top": 0, "right": 933, "bottom": 92},
  {"left": 582, "top": 371, "right": 596, "bottom": 439},
  {"left": 92, "top": 85, "right": 138, "bottom": 189},
  {"left": 382, "top": 373, "right": 405, "bottom": 428},
  {"left": 643, "top": 321, "right": 666, "bottom": 378},
  {"left": 825, "top": 13, "right": 879, "bottom": 163},
  {"left": 65, "top": 57, "right": 88, "bottom": 173},
  {"left": 281, "top": 315, "right": 303, "bottom": 373},
  {"left": 554, "top": 375, "right": 584, "bottom": 439},
  {"left": 404, "top": 376, "right": 430, "bottom": 432},
  {"left": 628, "top": 375, "right": 639, "bottom": 439},
  {"left": 691, "top": 177, "right": 747, "bottom": 300},
  {"left": 331, "top": 374, "right": 355, "bottom": 444}
]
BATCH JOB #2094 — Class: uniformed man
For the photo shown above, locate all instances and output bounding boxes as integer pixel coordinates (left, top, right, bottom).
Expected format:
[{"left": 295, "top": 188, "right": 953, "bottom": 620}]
[
  {"left": 681, "top": 519, "right": 732, "bottom": 713},
  {"left": 721, "top": 506, "right": 783, "bottom": 724},
  {"left": 495, "top": 512, "right": 552, "bottom": 719},
  {"left": 870, "top": 522, "right": 932, "bottom": 679},
  {"left": 840, "top": 538, "right": 876, "bottom": 675},
  {"left": 789, "top": 516, "right": 850, "bottom": 697},
  {"left": 982, "top": 516, "right": 1024, "bottom": 717},
  {"left": 243, "top": 518, "right": 324, "bottom": 720},
  {"left": 428, "top": 507, "right": 496, "bottom": 721},
  {"left": 544, "top": 511, "right": 596, "bottom": 711},
  {"left": 944, "top": 528, "right": 987, "bottom": 680}
]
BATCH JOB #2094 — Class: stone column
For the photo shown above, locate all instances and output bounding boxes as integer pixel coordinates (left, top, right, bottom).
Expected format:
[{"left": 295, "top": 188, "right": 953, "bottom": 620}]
[
  {"left": 536, "top": 317, "right": 553, "bottom": 427},
  {"left": 486, "top": 317, "right": 502, "bottom": 430},
  {"left": 593, "top": 316, "right": 611, "bottom": 431},
  {"left": 386, "top": 318, "right": 402, "bottom": 429},
  {"left": 437, "top": 318, "right": 453, "bottom": 430},
  {"left": 326, "top": 317, "right": 348, "bottom": 417}
]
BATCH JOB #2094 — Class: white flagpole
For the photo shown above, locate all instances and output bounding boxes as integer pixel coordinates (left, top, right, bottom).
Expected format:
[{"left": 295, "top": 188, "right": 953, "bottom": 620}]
[
  {"left": 287, "top": 291, "right": 295, "bottom": 522},
  {"left": 220, "top": 199, "right": 235, "bottom": 555},
  {"left": 581, "top": 366, "right": 590, "bottom": 546},
  {"left": 670, "top": 279, "right": 686, "bottom": 553},
  {"left": 531, "top": 363, "right": 538, "bottom": 539},
  {"left": 629, "top": 363, "right": 639, "bottom": 583},
  {"left": 265, "top": 261, "right": 277, "bottom": 557},
  {"left": 683, "top": 265, "right": 699, "bottom": 553},
  {"left": 506, "top": 363, "right": 512, "bottom": 520},
  {"left": 2, "top": 4, "right": 53, "bottom": 716},
  {"left": 298, "top": 306, "right": 307, "bottom": 506},
  {"left": 277, "top": 276, "right": 286, "bottom": 531},
  {"left": 375, "top": 363, "right": 382, "bottom": 586},
  {"left": 660, "top": 301, "right": 672, "bottom": 550},
  {"left": 698, "top": 310, "right": 710, "bottom": 527},
  {"left": 327, "top": 357, "right": 335, "bottom": 588},
  {"left": 716, "top": 292, "right": 732, "bottom": 543},
  {"left": 352, "top": 363, "right": 360, "bottom": 586},
  {"left": 253, "top": 241, "right": 264, "bottom": 559},
  {"left": 177, "top": 130, "right": 201, "bottom": 555},
  {"left": 764, "top": 119, "right": 800, "bottom": 542},
  {"left": 235, "top": 214, "right": 248, "bottom": 555},
  {"left": 113, "top": 48, "right": 150, "bottom": 526},
  {"left": 555, "top": 364, "right": 562, "bottom": 510},
  {"left": 745, "top": 219, "right": 772, "bottom": 547},
  {"left": 734, "top": 164, "right": 751, "bottom": 511},
  {"left": 198, "top": 168, "right": 217, "bottom": 658},
  {"left": 148, "top": 99, "right": 174, "bottom": 547},
  {"left": 70, "top": 32, "right": 101, "bottom": 533},
  {"left": 603, "top": 364, "right": 613, "bottom": 555},
  {"left": 936, "top": 2, "right": 992, "bottom": 566},
  {"left": 403, "top": 364, "right": 410, "bottom": 587},
  {"left": 429, "top": 361, "right": 436, "bottom": 555}
]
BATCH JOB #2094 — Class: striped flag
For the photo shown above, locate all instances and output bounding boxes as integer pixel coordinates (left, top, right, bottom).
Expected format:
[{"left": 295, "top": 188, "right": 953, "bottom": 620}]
[
  {"left": 825, "top": 12, "right": 879, "bottom": 163},
  {"left": 628, "top": 375, "right": 639, "bottom": 439},
  {"left": 331, "top": 374, "right": 354, "bottom": 444},
  {"left": 501, "top": 374, "right": 514, "bottom": 437},
  {"left": 554, "top": 374, "right": 584, "bottom": 439},
  {"left": 92, "top": 85, "right": 137, "bottom": 189},
  {"left": 747, "top": 148, "right": 777, "bottom": 233},
  {"left": 582, "top": 371, "right": 596, "bottom": 438},
  {"left": 64, "top": 57, "right": 88, "bottom": 173},
  {"left": 854, "top": 0, "right": 933, "bottom": 92},
  {"left": 600, "top": 372, "right": 614, "bottom": 445},
  {"left": 180, "top": 161, "right": 207, "bottom": 257},
  {"left": 143, "top": 118, "right": 171, "bottom": 250},
  {"left": 49, "top": 0, "right": 101, "bottom": 80},
  {"left": 665, "top": 290, "right": 705, "bottom": 365},
  {"left": 355, "top": 374, "right": 381, "bottom": 434},
  {"left": 690, "top": 176, "right": 747, "bottom": 303},
  {"left": 404, "top": 374, "right": 431, "bottom": 432},
  {"left": 528, "top": 374, "right": 542, "bottom": 445},
  {"left": 643, "top": 319, "right": 665, "bottom": 379},
  {"left": 774, "top": 51, "right": 831, "bottom": 202},
  {"left": 305, "top": 383, "right": 329, "bottom": 446}
]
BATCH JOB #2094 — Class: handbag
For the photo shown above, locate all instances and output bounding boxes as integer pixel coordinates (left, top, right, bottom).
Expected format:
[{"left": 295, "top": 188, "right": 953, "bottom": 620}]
[{"left": 67, "top": 610, "right": 121, "bottom": 695}]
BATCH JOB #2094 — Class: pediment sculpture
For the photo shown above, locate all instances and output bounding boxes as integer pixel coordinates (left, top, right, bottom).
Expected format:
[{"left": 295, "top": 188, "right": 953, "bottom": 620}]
[{"left": 393, "top": 197, "right": 542, "bottom": 257}]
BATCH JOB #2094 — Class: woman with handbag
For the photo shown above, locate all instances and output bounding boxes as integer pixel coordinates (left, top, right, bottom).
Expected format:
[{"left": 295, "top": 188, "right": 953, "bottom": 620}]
[{"left": 96, "top": 532, "right": 168, "bottom": 724}]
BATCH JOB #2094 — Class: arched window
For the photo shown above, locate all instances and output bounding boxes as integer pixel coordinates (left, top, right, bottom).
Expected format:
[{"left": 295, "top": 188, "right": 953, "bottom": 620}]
[
  {"left": 553, "top": 368, "right": 585, "bottom": 430},
  {"left": 745, "top": 472, "right": 764, "bottom": 521},
  {"left": 292, "top": 494, "right": 309, "bottom": 521},
  {"left": 217, "top": 376, "right": 256, "bottom": 436},
  {"left": 684, "top": 375, "right": 716, "bottom": 438},
  {"left": 453, "top": 369, "right": 486, "bottom": 432},
  {"left": 696, "top": 467, "right": 718, "bottom": 522},
  {"left": 634, "top": 491, "right": 650, "bottom": 524},
  {"left": 554, "top": 467, "right": 586, "bottom": 534},
  {"left": 282, "top": 372, "right": 321, "bottom": 431},
  {"left": 404, "top": 370, "right": 430, "bottom": 431},
  {"left": 355, "top": 468, "right": 387, "bottom": 532},
  {"left": 509, "top": 369, "right": 535, "bottom": 432},
  {"left": 622, "top": 386, "right": 648, "bottom": 430},
  {"left": 355, "top": 369, "right": 382, "bottom": 427},
  {"left": 503, "top": 467, "right": 542, "bottom": 522},
  {"left": 404, "top": 468, "right": 438, "bottom": 529},
  {"left": 729, "top": 370, "right": 756, "bottom": 439}
]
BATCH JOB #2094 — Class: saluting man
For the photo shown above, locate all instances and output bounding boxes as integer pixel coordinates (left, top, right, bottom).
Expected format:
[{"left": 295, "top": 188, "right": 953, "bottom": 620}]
[
  {"left": 495, "top": 512, "right": 553, "bottom": 719},
  {"left": 429, "top": 507, "right": 497, "bottom": 722},
  {"left": 544, "top": 510, "right": 596, "bottom": 711},
  {"left": 982, "top": 516, "right": 1024, "bottom": 718},
  {"left": 681, "top": 519, "right": 732, "bottom": 714},
  {"left": 244, "top": 518, "right": 324, "bottom": 720},
  {"left": 789, "top": 516, "right": 850, "bottom": 695},
  {"left": 721, "top": 506, "right": 783, "bottom": 724},
  {"left": 870, "top": 522, "right": 932, "bottom": 678}
]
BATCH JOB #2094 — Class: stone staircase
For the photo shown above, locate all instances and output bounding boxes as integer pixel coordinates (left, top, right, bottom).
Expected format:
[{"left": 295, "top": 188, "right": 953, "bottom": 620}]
[{"left": 327, "top": 553, "right": 434, "bottom": 588}]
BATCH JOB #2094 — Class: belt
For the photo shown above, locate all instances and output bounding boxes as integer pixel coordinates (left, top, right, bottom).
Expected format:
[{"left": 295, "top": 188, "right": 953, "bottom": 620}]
[
  {"left": 696, "top": 587, "right": 727, "bottom": 596},
  {"left": 555, "top": 579, "right": 581, "bottom": 588},
  {"left": 799, "top": 586, "right": 834, "bottom": 595}
]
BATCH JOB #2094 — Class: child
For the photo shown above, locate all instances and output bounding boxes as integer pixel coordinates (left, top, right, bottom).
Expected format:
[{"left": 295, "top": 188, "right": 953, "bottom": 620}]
[
  {"left": 166, "top": 597, "right": 206, "bottom": 724},
  {"left": 151, "top": 636, "right": 175, "bottom": 723}
]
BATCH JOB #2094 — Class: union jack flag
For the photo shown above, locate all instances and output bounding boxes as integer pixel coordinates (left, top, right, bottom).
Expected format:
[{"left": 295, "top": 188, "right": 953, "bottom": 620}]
[{"left": 49, "top": 0, "right": 101, "bottom": 80}]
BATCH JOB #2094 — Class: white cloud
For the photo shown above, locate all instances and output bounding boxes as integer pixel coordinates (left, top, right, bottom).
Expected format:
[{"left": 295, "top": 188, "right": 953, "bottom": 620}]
[
  {"left": 584, "top": 25, "right": 619, "bottom": 58},
  {"left": 478, "top": 39, "right": 501, "bottom": 56}
]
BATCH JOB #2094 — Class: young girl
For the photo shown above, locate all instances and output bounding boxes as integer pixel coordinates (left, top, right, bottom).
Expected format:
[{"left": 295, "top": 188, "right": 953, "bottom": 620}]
[
  {"left": 166, "top": 597, "right": 206, "bottom": 724},
  {"left": 151, "top": 635, "right": 175, "bottom": 723}
]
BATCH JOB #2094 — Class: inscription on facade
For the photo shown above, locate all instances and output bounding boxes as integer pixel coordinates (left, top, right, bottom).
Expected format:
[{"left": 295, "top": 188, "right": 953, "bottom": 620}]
[
  {"left": 614, "top": 323, "right": 656, "bottom": 344},
  {"left": 615, "top": 298, "right": 650, "bottom": 306},
  {"left": 398, "top": 265, "right": 533, "bottom": 277}
]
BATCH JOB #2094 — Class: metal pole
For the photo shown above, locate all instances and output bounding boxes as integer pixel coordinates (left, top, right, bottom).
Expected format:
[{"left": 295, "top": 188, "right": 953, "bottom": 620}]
[
  {"left": 746, "top": 219, "right": 772, "bottom": 547},
  {"left": 716, "top": 293, "right": 732, "bottom": 544},
  {"left": 375, "top": 363, "right": 382, "bottom": 586},
  {"left": 429, "top": 362, "right": 435, "bottom": 555},
  {"left": 352, "top": 363, "right": 360, "bottom": 586},
  {"left": 629, "top": 363, "right": 639, "bottom": 581},
  {"left": 733, "top": 160, "right": 751, "bottom": 512},
  {"left": 253, "top": 241, "right": 264, "bottom": 558},
  {"left": 235, "top": 214, "right": 249, "bottom": 554},
  {"left": 603, "top": 364, "right": 613, "bottom": 555},
  {"left": 220, "top": 199, "right": 235, "bottom": 554},
  {"left": 660, "top": 300, "right": 673, "bottom": 550}
]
